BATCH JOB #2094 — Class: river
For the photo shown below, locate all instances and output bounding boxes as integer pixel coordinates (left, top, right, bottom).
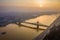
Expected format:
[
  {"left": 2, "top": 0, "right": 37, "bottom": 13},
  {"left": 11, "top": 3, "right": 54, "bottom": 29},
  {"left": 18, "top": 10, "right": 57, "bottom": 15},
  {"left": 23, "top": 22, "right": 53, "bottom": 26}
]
[{"left": 0, "top": 13, "right": 60, "bottom": 40}]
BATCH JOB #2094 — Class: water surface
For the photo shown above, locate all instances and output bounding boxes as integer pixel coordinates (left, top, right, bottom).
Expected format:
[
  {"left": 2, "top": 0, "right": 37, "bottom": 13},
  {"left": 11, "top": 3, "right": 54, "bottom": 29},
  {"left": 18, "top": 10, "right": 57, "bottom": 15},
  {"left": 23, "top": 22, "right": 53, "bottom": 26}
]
[{"left": 0, "top": 13, "right": 59, "bottom": 40}]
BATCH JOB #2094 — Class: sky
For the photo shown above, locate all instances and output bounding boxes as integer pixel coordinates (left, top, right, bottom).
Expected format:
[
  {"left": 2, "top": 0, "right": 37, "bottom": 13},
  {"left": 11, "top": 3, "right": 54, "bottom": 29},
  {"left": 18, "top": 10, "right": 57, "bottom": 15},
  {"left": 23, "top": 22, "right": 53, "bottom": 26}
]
[{"left": 0, "top": 0, "right": 60, "bottom": 10}]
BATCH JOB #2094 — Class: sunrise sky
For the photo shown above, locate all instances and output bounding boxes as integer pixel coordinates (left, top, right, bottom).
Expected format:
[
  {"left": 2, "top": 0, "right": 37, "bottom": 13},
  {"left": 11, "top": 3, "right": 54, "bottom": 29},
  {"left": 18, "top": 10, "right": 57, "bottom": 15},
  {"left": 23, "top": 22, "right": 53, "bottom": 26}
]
[{"left": 0, "top": 0, "right": 60, "bottom": 10}]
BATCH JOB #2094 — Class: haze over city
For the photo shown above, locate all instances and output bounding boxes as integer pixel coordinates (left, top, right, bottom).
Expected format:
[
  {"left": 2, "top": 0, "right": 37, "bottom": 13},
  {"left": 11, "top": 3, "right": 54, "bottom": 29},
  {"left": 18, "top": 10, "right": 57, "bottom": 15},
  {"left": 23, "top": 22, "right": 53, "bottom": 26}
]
[
  {"left": 0, "top": 0, "right": 60, "bottom": 11},
  {"left": 0, "top": 0, "right": 60, "bottom": 40}
]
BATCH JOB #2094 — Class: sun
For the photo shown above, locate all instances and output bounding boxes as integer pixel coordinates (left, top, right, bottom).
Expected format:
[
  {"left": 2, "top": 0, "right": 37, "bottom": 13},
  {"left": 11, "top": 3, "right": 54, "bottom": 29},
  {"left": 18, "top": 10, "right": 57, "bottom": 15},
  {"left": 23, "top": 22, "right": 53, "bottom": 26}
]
[
  {"left": 35, "top": 0, "right": 46, "bottom": 7},
  {"left": 40, "top": 4, "right": 43, "bottom": 7}
]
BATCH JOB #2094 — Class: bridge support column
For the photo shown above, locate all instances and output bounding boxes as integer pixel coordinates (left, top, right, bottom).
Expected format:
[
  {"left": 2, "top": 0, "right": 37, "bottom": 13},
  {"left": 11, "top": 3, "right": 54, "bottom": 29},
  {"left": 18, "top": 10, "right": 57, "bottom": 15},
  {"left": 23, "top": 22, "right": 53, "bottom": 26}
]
[
  {"left": 37, "top": 21, "right": 39, "bottom": 31},
  {"left": 16, "top": 22, "right": 21, "bottom": 26},
  {"left": 18, "top": 22, "right": 21, "bottom": 26}
]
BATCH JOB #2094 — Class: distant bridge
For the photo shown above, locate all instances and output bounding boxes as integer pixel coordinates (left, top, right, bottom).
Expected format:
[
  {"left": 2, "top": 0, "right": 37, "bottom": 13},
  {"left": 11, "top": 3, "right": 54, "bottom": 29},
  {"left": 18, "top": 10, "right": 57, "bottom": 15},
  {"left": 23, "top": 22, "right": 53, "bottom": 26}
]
[{"left": 16, "top": 21, "right": 49, "bottom": 30}]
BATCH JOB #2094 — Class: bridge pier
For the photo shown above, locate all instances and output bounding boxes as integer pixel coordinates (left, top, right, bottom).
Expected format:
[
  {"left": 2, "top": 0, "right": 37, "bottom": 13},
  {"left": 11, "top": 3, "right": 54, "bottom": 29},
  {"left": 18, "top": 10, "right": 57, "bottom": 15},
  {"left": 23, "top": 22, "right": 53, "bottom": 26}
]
[
  {"left": 37, "top": 21, "right": 39, "bottom": 31},
  {"left": 16, "top": 22, "right": 21, "bottom": 26},
  {"left": 18, "top": 22, "right": 21, "bottom": 26}
]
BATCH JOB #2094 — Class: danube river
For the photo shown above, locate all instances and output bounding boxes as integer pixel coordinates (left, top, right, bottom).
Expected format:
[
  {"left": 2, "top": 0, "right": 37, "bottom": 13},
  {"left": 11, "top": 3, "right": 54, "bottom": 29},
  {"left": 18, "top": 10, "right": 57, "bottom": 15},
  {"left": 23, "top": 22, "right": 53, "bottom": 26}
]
[{"left": 0, "top": 13, "right": 60, "bottom": 40}]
